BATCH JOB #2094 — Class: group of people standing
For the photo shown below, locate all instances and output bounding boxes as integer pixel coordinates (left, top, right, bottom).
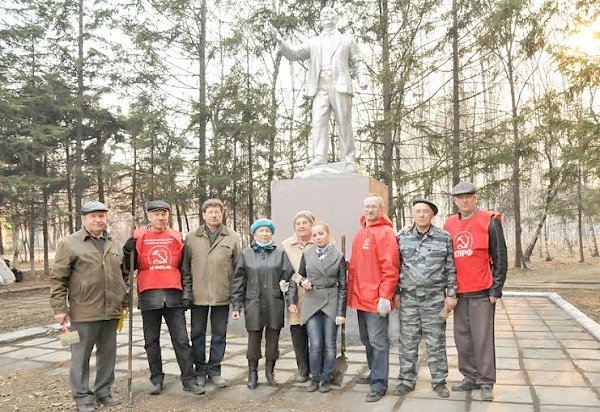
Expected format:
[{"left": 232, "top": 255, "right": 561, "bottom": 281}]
[
  {"left": 346, "top": 183, "right": 507, "bottom": 403},
  {"left": 49, "top": 181, "right": 506, "bottom": 411}
]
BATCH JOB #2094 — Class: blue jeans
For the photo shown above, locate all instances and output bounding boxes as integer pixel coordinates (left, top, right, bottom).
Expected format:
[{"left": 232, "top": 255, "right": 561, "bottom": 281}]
[
  {"left": 357, "top": 310, "right": 390, "bottom": 394},
  {"left": 191, "top": 305, "right": 229, "bottom": 377},
  {"left": 306, "top": 310, "right": 338, "bottom": 382}
]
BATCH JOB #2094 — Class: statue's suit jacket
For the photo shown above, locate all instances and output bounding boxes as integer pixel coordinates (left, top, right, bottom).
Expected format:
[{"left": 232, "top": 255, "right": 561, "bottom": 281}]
[{"left": 280, "top": 30, "right": 367, "bottom": 97}]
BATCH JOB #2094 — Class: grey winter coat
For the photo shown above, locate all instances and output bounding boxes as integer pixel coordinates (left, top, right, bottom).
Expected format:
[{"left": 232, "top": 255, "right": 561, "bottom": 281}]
[
  {"left": 230, "top": 243, "right": 294, "bottom": 331},
  {"left": 289, "top": 245, "right": 347, "bottom": 325}
]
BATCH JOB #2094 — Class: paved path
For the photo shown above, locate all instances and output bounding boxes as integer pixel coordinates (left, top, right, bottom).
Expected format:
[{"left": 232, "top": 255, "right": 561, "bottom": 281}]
[{"left": 1, "top": 292, "right": 600, "bottom": 411}]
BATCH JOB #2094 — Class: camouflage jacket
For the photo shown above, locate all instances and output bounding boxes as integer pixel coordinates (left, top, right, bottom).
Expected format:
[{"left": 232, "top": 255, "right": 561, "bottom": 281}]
[{"left": 397, "top": 225, "right": 457, "bottom": 295}]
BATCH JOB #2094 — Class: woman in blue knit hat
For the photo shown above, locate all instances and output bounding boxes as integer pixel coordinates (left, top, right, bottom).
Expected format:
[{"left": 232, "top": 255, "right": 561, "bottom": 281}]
[{"left": 231, "top": 218, "right": 294, "bottom": 390}]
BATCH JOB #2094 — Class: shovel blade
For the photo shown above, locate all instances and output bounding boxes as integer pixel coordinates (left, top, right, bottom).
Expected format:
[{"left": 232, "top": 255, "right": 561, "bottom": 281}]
[{"left": 331, "top": 355, "right": 348, "bottom": 386}]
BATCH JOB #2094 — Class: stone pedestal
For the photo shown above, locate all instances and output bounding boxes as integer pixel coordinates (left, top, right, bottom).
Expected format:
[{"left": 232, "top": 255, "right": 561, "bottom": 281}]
[{"left": 271, "top": 175, "right": 388, "bottom": 258}]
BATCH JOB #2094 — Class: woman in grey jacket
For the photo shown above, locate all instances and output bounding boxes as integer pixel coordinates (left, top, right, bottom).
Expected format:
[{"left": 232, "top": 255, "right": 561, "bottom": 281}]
[
  {"left": 231, "top": 218, "right": 294, "bottom": 390},
  {"left": 289, "top": 222, "right": 347, "bottom": 393}
]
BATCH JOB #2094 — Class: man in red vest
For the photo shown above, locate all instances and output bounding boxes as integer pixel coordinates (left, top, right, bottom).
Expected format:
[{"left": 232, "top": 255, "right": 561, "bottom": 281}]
[
  {"left": 123, "top": 200, "right": 204, "bottom": 396},
  {"left": 443, "top": 182, "right": 507, "bottom": 402}
]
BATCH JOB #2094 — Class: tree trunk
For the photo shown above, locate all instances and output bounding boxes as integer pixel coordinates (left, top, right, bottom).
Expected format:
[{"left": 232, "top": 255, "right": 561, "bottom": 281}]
[
  {"left": 183, "top": 210, "right": 190, "bottom": 233},
  {"left": 42, "top": 156, "right": 50, "bottom": 275},
  {"left": 245, "top": 40, "right": 254, "bottom": 227},
  {"left": 523, "top": 181, "right": 559, "bottom": 261},
  {"left": 0, "top": 218, "right": 4, "bottom": 256},
  {"left": 380, "top": 0, "right": 394, "bottom": 218},
  {"left": 232, "top": 139, "right": 238, "bottom": 232},
  {"left": 196, "top": 0, "right": 208, "bottom": 215},
  {"left": 97, "top": 140, "right": 105, "bottom": 203},
  {"left": 175, "top": 203, "right": 183, "bottom": 232},
  {"left": 543, "top": 220, "right": 551, "bottom": 261},
  {"left": 587, "top": 216, "right": 599, "bottom": 257},
  {"left": 74, "top": 0, "right": 85, "bottom": 229},
  {"left": 65, "top": 137, "right": 74, "bottom": 233},
  {"left": 507, "top": 52, "right": 526, "bottom": 268},
  {"left": 11, "top": 213, "right": 20, "bottom": 270},
  {"left": 577, "top": 162, "right": 584, "bottom": 263},
  {"left": 28, "top": 202, "right": 35, "bottom": 278},
  {"left": 451, "top": 0, "right": 460, "bottom": 210},
  {"left": 562, "top": 217, "right": 573, "bottom": 255}
]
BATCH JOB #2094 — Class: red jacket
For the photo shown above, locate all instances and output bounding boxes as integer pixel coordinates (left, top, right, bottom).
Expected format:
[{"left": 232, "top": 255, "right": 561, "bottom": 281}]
[{"left": 347, "top": 213, "right": 400, "bottom": 313}]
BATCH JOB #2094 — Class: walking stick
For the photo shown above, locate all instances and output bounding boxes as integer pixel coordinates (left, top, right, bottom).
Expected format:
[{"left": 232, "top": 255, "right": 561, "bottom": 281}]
[{"left": 127, "top": 215, "right": 135, "bottom": 408}]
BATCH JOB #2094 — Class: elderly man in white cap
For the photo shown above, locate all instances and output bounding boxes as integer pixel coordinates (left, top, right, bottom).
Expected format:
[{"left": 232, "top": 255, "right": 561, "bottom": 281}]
[
  {"left": 444, "top": 182, "right": 507, "bottom": 402},
  {"left": 50, "top": 201, "right": 127, "bottom": 412}
]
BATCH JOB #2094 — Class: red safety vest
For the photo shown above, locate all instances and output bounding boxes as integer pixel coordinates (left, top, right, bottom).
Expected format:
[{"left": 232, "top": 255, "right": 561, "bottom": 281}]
[
  {"left": 135, "top": 227, "right": 183, "bottom": 293},
  {"left": 444, "top": 210, "right": 500, "bottom": 294}
]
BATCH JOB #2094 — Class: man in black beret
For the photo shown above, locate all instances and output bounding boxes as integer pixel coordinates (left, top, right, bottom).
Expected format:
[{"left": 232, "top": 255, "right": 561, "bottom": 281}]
[
  {"left": 393, "top": 197, "right": 457, "bottom": 399},
  {"left": 123, "top": 200, "right": 204, "bottom": 396}
]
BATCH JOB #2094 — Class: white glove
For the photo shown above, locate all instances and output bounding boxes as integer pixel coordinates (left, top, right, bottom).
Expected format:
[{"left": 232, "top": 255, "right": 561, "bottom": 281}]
[
  {"left": 279, "top": 279, "right": 290, "bottom": 293},
  {"left": 335, "top": 316, "right": 346, "bottom": 325},
  {"left": 377, "top": 297, "right": 391, "bottom": 316}
]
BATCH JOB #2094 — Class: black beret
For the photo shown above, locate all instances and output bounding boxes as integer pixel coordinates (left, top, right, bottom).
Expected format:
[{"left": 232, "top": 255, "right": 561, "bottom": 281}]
[{"left": 412, "top": 197, "right": 438, "bottom": 215}]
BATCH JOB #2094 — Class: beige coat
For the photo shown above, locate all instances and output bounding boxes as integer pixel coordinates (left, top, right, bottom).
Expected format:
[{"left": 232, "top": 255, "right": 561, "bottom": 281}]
[
  {"left": 281, "top": 234, "right": 314, "bottom": 325},
  {"left": 182, "top": 224, "right": 240, "bottom": 306},
  {"left": 50, "top": 229, "right": 127, "bottom": 322}
]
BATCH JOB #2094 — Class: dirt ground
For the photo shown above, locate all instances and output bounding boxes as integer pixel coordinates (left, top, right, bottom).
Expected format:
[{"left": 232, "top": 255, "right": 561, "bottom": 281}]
[{"left": 0, "top": 258, "right": 598, "bottom": 411}]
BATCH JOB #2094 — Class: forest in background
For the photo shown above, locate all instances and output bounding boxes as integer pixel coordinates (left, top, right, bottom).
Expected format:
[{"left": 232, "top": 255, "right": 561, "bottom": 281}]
[{"left": 0, "top": 0, "right": 599, "bottom": 276}]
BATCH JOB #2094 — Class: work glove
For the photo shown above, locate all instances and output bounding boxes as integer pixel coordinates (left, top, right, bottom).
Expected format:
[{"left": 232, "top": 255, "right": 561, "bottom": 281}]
[
  {"left": 124, "top": 237, "right": 136, "bottom": 251},
  {"left": 377, "top": 297, "right": 391, "bottom": 316},
  {"left": 279, "top": 279, "right": 290, "bottom": 293},
  {"left": 182, "top": 298, "right": 193, "bottom": 311},
  {"left": 335, "top": 316, "right": 346, "bottom": 325}
]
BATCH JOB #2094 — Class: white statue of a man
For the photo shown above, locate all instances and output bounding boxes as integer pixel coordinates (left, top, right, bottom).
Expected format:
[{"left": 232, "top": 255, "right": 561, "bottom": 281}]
[{"left": 275, "top": 7, "right": 368, "bottom": 172}]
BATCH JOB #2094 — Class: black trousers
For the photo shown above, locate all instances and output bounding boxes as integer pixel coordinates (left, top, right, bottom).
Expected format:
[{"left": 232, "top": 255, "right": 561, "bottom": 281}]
[
  {"left": 290, "top": 324, "right": 309, "bottom": 376},
  {"left": 247, "top": 327, "right": 281, "bottom": 362},
  {"left": 141, "top": 307, "right": 195, "bottom": 385}
]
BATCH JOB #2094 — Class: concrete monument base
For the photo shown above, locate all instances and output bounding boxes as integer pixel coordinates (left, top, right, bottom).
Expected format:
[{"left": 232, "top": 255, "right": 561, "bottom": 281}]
[{"left": 271, "top": 175, "right": 389, "bottom": 258}]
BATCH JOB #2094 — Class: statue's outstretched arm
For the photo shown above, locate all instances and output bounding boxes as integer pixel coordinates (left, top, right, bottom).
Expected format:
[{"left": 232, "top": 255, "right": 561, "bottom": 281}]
[
  {"left": 350, "top": 37, "right": 368, "bottom": 89},
  {"left": 277, "top": 36, "right": 312, "bottom": 62}
]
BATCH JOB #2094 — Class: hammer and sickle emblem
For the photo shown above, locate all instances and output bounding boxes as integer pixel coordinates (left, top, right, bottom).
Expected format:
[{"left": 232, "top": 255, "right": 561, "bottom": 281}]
[
  {"left": 152, "top": 249, "right": 168, "bottom": 264},
  {"left": 148, "top": 245, "right": 171, "bottom": 265},
  {"left": 455, "top": 231, "right": 472, "bottom": 250}
]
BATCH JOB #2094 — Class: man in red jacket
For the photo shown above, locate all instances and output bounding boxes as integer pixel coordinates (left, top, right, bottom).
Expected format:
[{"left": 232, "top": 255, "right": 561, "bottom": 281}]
[
  {"left": 444, "top": 182, "right": 507, "bottom": 402},
  {"left": 348, "top": 193, "right": 400, "bottom": 402}
]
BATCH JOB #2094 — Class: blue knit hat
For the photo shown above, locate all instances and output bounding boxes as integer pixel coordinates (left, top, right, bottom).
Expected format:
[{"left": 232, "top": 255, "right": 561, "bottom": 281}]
[{"left": 250, "top": 218, "right": 275, "bottom": 235}]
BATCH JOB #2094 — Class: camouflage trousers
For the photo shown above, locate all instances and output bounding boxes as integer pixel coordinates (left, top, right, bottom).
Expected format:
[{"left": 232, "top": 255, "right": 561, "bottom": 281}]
[{"left": 398, "top": 288, "right": 448, "bottom": 388}]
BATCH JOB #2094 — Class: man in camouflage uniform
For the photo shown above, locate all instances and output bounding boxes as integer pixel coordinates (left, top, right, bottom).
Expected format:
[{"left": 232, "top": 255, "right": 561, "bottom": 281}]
[{"left": 392, "top": 198, "right": 457, "bottom": 398}]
